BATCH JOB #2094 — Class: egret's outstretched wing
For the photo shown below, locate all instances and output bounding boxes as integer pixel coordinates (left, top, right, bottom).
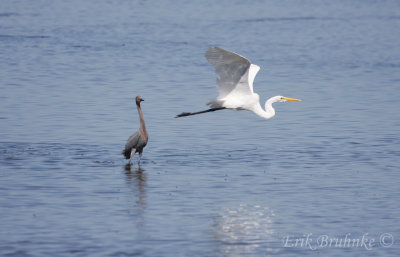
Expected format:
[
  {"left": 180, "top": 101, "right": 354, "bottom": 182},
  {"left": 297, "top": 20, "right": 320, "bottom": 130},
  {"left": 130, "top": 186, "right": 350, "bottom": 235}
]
[
  {"left": 205, "top": 47, "right": 260, "bottom": 99},
  {"left": 246, "top": 64, "right": 260, "bottom": 93}
]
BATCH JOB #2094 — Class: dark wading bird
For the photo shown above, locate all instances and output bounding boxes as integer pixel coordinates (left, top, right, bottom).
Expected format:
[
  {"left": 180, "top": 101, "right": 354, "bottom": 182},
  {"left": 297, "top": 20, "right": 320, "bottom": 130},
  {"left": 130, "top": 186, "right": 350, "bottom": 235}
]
[
  {"left": 176, "top": 47, "right": 301, "bottom": 119},
  {"left": 123, "top": 96, "right": 148, "bottom": 165}
]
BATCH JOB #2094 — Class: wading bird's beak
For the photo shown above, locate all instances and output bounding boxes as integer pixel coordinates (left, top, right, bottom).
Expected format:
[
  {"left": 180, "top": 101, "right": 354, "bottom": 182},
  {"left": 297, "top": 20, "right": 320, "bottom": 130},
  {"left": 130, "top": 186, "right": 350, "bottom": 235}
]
[
  {"left": 140, "top": 99, "right": 144, "bottom": 102},
  {"left": 282, "top": 97, "right": 301, "bottom": 101}
]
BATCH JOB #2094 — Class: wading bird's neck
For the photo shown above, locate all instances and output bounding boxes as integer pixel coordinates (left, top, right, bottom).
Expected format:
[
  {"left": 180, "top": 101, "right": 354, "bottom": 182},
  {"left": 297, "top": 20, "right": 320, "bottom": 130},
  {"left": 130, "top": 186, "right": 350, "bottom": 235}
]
[{"left": 136, "top": 103, "right": 147, "bottom": 138}]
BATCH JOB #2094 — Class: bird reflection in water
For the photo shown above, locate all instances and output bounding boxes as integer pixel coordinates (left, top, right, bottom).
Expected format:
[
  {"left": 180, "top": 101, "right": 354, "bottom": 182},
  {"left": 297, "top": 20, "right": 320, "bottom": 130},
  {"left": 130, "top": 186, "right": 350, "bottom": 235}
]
[{"left": 124, "top": 164, "right": 147, "bottom": 215}]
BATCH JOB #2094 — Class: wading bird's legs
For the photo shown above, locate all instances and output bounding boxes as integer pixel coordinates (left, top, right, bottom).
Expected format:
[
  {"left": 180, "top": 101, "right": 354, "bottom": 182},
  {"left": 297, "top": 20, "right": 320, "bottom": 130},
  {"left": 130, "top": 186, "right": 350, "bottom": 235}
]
[
  {"left": 138, "top": 152, "right": 143, "bottom": 165},
  {"left": 129, "top": 149, "right": 136, "bottom": 164}
]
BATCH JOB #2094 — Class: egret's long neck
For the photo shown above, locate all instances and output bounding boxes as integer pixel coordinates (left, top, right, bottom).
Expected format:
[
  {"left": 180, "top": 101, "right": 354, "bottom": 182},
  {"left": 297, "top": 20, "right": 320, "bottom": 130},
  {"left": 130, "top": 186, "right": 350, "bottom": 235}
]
[{"left": 253, "top": 97, "right": 276, "bottom": 119}]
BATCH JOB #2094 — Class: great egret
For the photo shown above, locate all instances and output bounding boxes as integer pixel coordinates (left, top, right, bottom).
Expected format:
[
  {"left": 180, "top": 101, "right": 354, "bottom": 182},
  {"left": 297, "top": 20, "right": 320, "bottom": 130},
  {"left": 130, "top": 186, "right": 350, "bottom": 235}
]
[
  {"left": 176, "top": 47, "right": 300, "bottom": 119},
  {"left": 122, "top": 96, "right": 148, "bottom": 165}
]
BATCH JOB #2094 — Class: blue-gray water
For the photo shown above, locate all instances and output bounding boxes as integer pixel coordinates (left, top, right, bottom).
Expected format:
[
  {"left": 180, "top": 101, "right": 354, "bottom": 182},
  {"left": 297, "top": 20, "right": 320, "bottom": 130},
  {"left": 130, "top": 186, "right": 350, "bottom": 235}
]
[{"left": 1, "top": 0, "right": 400, "bottom": 256}]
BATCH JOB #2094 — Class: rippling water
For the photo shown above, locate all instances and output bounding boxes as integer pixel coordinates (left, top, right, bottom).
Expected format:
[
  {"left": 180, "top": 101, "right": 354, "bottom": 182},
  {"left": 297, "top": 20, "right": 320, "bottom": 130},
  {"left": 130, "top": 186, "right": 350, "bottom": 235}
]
[{"left": 1, "top": 0, "right": 400, "bottom": 256}]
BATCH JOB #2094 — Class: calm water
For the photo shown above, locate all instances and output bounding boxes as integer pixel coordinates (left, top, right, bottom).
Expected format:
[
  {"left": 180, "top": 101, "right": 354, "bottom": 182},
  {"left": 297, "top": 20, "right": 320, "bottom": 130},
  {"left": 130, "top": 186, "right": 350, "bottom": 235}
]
[{"left": 1, "top": 0, "right": 400, "bottom": 256}]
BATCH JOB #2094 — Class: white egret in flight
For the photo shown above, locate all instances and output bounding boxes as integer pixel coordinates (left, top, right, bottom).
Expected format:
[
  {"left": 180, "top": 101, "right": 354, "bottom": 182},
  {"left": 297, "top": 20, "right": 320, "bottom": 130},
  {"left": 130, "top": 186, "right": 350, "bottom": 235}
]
[{"left": 176, "top": 47, "right": 300, "bottom": 119}]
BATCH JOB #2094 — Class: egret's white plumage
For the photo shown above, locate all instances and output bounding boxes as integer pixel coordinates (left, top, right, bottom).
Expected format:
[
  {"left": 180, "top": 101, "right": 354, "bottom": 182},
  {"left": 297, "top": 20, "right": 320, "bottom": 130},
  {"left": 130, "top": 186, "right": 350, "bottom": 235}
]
[{"left": 176, "top": 46, "right": 300, "bottom": 119}]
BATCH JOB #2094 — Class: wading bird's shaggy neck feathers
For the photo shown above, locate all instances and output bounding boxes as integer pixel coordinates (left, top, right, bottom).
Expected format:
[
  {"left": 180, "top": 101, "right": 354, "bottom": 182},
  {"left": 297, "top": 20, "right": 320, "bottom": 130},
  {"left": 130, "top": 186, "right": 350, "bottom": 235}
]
[{"left": 136, "top": 101, "right": 148, "bottom": 141}]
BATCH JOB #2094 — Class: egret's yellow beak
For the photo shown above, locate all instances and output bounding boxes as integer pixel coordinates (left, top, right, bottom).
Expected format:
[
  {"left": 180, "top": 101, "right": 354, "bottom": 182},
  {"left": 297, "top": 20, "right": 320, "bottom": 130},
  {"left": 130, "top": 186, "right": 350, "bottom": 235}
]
[{"left": 282, "top": 97, "right": 301, "bottom": 101}]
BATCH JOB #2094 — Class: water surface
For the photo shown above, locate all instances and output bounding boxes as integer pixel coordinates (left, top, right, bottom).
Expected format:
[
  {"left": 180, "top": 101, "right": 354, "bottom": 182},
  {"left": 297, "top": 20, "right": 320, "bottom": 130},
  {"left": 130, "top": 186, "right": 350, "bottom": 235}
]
[{"left": 1, "top": 0, "right": 399, "bottom": 256}]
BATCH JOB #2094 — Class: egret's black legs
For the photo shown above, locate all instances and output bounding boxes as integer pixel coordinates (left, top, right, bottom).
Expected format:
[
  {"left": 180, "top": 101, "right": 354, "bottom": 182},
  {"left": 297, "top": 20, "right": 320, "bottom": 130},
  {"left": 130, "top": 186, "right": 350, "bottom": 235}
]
[{"left": 175, "top": 107, "right": 226, "bottom": 118}]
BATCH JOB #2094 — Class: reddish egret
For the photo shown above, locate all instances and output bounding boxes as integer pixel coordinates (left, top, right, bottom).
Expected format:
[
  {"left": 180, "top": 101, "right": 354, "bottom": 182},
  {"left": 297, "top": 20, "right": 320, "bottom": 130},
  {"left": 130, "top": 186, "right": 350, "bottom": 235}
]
[
  {"left": 123, "top": 96, "right": 148, "bottom": 165},
  {"left": 176, "top": 47, "right": 300, "bottom": 119}
]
